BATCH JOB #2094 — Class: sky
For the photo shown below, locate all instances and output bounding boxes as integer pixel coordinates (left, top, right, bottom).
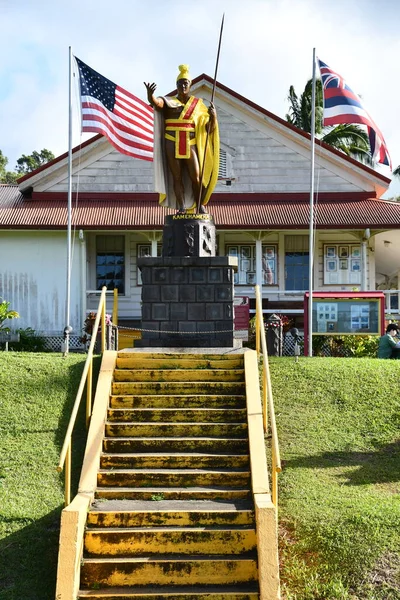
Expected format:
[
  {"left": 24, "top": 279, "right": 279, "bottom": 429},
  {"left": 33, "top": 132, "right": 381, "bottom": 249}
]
[{"left": 1, "top": 0, "right": 400, "bottom": 197}]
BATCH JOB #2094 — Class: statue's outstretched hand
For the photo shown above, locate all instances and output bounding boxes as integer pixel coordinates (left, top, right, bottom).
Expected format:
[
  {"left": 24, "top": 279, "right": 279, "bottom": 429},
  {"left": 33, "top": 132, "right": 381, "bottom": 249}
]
[{"left": 144, "top": 82, "right": 157, "bottom": 104}]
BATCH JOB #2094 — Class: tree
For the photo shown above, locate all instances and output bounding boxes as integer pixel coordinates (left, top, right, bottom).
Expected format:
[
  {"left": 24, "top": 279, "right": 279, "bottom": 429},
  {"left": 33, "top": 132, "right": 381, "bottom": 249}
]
[
  {"left": 15, "top": 149, "right": 55, "bottom": 175},
  {"left": 392, "top": 165, "right": 400, "bottom": 178},
  {"left": 286, "top": 79, "right": 371, "bottom": 163},
  {"left": 0, "top": 150, "right": 17, "bottom": 184},
  {"left": 0, "top": 148, "right": 55, "bottom": 183}
]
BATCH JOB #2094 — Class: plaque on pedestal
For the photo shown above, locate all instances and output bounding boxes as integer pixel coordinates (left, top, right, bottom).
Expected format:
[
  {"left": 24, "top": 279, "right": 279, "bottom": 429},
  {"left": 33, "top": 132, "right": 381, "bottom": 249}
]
[{"left": 162, "top": 214, "right": 216, "bottom": 258}]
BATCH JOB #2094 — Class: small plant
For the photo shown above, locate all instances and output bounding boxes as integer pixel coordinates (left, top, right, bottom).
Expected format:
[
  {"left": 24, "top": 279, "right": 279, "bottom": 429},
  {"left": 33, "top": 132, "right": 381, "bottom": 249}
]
[
  {"left": 91, "top": 582, "right": 101, "bottom": 590},
  {"left": 80, "top": 311, "right": 112, "bottom": 346},
  {"left": 150, "top": 493, "right": 165, "bottom": 501},
  {"left": 0, "top": 299, "right": 19, "bottom": 331}
]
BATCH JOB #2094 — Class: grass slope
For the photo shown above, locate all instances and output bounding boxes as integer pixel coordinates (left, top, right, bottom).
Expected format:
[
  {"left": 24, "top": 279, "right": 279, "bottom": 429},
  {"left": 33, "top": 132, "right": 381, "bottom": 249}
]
[
  {"left": 1, "top": 353, "right": 399, "bottom": 599},
  {"left": 0, "top": 353, "right": 99, "bottom": 600},
  {"left": 270, "top": 357, "right": 400, "bottom": 600}
]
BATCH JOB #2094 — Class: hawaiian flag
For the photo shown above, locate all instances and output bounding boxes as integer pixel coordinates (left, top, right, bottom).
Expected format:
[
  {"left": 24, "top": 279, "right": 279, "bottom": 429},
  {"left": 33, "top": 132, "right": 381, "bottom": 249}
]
[
  {"left": 318, "top": 58, "right": 391, "bottom": 168},
  {"left": 75, "top": 57, "right": 154, "bottom": 161}
]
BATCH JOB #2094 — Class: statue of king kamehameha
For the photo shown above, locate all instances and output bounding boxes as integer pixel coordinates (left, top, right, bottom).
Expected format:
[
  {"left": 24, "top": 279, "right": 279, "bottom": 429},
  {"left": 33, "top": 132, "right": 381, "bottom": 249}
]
[{"left": 144, "top": 64, "right": 220, "bottom": 214}]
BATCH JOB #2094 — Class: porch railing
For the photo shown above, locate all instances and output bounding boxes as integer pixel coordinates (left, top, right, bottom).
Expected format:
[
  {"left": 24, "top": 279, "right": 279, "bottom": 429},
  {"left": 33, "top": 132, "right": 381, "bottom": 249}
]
[
  {"left": 254, "top": 284, "right": 282, "bottom": 507},
  {"left": 57, "top": 286, "right": 108, "bottom": 506}
]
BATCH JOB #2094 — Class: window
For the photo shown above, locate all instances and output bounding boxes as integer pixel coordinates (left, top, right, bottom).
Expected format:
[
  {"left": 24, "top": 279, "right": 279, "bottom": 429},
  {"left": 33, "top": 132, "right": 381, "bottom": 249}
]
[
  {"left": 226, "top": 244, "right": 277, "bottom": 285},
  {"left": 313, "top": 299, "right": 379, "bottom": 334},
  {"left": 96, "top": 235, "right": 125, "bottom": 294},
  {"left": 323, "top": 244, "right": 361, "bottom": 285}
]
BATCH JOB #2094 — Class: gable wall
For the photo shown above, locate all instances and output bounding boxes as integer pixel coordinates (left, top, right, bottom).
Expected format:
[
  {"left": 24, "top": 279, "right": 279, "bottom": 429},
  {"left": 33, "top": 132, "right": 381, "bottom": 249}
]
[
  {"left": 214, "top": 109, "right": 363, "bottom": 194},
  {"left": 43, "top": 108, "right": 365, "bottom": 195}
]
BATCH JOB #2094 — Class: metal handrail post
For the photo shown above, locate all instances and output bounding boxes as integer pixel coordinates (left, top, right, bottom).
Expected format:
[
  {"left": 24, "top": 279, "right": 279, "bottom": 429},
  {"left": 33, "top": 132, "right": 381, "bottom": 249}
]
[
  {"left": 263, "top": 365, "right": 268, "bottom": 433},
  {"left": 272, "top": 453, "right": 278, "bottom": 509},
  {"left": 255, "top": 284, "right": 282, "bottom": 509},
  {"left": 255, "top": 304, "right": 260, "bottom": 357},
  {"left": 58, "top": 287, "right": 107, "bottom": 506},
  {"left": 113, "top": 288, "right": 118, "bottom": 327},
  {"left": 86, "top": 359, "right": 93, "bottom": 428},
  {"left": 101, "top": 297, "right": 106, "bottom": 352},
  {"left": 65, "top": 443, "right": 71, "bottom": 507}
]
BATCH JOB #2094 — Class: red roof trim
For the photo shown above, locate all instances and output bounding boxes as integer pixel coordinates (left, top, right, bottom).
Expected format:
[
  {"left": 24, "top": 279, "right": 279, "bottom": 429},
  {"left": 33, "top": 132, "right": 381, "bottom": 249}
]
[{"left": 30, "top": 191, "right": 376, "bottom": 203}]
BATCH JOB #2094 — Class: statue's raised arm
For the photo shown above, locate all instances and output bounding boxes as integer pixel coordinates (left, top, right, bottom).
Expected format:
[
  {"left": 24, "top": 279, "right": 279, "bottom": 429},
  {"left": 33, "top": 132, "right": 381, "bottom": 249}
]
[{"left": 143, "top": 82, "right": 164, "bottom": 111}]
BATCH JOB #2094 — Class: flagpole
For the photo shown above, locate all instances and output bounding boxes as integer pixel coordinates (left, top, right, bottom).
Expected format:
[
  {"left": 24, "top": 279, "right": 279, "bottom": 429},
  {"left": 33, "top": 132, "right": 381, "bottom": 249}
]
[
  {"left": 196, "top": 13, "right": 224, "bottom": 213},
  {"left": 308, "top": 48, "right": 316, "bottom": 357},
  {"left": 64, "top": 46, "right": 73, "bottom": 356}
]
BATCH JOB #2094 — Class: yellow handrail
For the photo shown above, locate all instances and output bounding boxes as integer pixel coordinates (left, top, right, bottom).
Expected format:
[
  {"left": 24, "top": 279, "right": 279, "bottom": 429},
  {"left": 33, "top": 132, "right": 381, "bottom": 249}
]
[
  {"left": 57, "top": 286, "right": 108, "bottom": 506},
  {"left": 254, "top": 284, "right": 282, "bottom": 508},
  {"left": 112, "top": 287, "right": 118, "bottom": 328}
]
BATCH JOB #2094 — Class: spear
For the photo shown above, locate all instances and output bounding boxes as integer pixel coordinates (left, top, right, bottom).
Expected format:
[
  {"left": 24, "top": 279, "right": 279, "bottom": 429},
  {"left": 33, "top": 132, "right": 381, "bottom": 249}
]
[{"left": 197, "top": 13, "right": 225, "bottom": 214}]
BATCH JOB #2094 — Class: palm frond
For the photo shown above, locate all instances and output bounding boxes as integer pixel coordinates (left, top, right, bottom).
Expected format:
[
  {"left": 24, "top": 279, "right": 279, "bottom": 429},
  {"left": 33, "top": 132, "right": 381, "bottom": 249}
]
[
  {"left": 321, "top": 124, "right": 372, "bottom": 163},
  {"left": 392, "top": 165, "right": 400, "bottom": 177}
]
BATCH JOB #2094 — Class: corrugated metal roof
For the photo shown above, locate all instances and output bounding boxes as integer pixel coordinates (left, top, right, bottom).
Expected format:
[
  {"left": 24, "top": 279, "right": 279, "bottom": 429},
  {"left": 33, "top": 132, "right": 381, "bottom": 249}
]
[{"left": 1, "top": 185, "right": 400, "bottom": 229}]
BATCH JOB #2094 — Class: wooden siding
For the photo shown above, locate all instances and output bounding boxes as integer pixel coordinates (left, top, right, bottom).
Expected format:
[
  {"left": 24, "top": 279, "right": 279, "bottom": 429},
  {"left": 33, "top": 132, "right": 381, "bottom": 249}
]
[
  {"left": 44, "top": 107, "right": 364, "bottom": 195},
  {"left": 0, "top": 231, "right": 82, "bottom": 333}
]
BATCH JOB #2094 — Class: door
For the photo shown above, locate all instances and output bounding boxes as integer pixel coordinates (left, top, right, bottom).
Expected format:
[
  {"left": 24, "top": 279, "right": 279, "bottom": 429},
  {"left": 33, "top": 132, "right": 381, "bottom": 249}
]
[{"left": 285, "top": 235, "right": 310, "bottom": 292}]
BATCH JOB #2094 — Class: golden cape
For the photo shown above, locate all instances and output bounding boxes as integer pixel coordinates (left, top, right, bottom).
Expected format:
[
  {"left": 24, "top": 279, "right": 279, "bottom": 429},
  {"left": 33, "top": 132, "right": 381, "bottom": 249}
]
[{"left": 153, "top": 95, "right": 220, "bottom": 212}]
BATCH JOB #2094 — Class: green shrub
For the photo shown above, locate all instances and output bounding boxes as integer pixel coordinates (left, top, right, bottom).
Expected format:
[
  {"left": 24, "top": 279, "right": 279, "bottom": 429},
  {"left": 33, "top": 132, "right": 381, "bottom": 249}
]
[
  {"left": 312, "top": 335, "right": 379, "bottom": 357},
  {"left": 8, "top": 328, "right": 47, "bottom": 352}
]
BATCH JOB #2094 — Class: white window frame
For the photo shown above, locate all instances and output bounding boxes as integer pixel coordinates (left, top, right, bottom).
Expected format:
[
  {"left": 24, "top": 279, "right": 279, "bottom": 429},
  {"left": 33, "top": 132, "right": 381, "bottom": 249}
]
[
  {"left": 227, "top": 244, "right": 278, "bottom": 285},
  {"left": 93, "top": 234, "right": 129, "bottom": 296}
]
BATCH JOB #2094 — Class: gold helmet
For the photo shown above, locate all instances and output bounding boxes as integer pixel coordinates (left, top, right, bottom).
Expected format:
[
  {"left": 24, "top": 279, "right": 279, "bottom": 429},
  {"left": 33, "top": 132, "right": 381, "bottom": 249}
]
[{"left": 176, "top": 64, "right": 191, "bottom": 83}]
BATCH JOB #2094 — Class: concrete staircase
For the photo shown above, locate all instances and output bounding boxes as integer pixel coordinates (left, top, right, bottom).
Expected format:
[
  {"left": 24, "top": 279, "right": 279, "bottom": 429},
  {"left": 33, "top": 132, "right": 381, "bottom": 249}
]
[{"left": 77, "top": 351, "right": 260, "bottom": 599}]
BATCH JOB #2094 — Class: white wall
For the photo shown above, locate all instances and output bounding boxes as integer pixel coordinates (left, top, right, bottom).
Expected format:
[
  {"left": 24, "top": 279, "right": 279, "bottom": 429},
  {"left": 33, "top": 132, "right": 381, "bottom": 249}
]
[{"left": 0, "top": 231, "right": 82, "bottom": 334}]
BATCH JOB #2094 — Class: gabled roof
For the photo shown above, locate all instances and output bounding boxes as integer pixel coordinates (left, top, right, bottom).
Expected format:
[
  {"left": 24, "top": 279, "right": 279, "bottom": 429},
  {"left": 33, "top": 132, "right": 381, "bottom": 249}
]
[
  {"left": 17, "top": 74, "right": 391, "bottom": 194},
  {"left": 2, "top": 185, "right": 400, "bottom": 230}
]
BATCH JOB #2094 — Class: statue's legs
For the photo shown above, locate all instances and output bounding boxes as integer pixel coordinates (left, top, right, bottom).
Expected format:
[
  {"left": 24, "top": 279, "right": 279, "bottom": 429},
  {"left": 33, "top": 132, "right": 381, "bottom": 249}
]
[
  {"left": 165, "top": 141, "right": 185, "bottom": 212},
  {"left": 165, "top": 141, "right": 207, "bottom": 213},
  {"left": 187, "top": 146, "right": 206, "bottom": 212}
]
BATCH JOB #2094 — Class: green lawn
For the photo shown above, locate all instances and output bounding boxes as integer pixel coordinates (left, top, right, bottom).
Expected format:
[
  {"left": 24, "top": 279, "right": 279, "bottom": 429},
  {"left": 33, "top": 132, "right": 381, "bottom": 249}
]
[
  {"left": 0, "top": 352, "right": 99, "bottom": 600},
  {"left": 270, "top": 357, "right": 400, "bottom": 600}
]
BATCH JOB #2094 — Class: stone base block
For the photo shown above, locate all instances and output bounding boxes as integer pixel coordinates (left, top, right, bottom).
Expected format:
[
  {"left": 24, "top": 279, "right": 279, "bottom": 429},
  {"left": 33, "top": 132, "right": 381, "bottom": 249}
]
[{"left": 137, "top": 256, "right": 238, "bottom": 349}]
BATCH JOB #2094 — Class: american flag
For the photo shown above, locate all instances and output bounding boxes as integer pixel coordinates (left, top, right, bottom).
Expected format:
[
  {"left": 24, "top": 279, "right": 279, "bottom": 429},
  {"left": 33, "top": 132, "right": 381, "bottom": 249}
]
[
  {"left": 75, "top": 57, "right": 154, "bottom": 161},
  {"left": 318, "top": 58, "right": 391, "bottom": 168}
]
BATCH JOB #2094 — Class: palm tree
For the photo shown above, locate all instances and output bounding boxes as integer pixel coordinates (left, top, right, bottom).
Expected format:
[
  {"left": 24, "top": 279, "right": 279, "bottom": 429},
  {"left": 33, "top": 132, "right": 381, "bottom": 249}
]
[
  {"left": 393, "top": 165, "right": 400, "bottom": 178},
  {"left": 286, "top": 79, "right": 371, "bottom": 163}
]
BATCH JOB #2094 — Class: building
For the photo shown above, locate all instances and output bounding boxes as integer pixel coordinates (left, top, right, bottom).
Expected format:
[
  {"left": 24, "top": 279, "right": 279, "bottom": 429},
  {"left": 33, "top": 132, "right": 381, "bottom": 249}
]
[{"left": 1, "top": 74, "right": 399, "bottom": 348}]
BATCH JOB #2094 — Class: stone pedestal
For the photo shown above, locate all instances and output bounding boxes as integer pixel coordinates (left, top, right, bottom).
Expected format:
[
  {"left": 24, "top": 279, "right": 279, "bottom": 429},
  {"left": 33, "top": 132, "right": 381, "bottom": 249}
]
[{"left": 136, "top": 256, "right": 237, "bottom": 348}]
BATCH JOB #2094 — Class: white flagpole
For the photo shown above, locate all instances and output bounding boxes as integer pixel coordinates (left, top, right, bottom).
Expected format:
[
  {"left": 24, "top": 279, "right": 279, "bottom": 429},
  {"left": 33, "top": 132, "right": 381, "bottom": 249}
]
[
  {"left": 308, "top": 48, "right": 316, "bottom": 357},
  {"left": 63, "top": 46, "right": 73, "bottom": 355}
]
